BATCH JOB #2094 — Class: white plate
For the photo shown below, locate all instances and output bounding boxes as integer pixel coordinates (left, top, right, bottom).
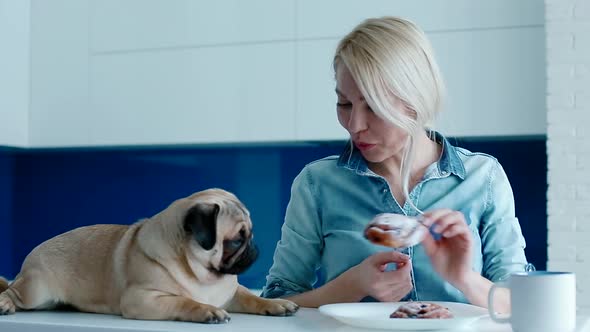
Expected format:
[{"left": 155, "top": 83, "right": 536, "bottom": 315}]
[{"left": 318, "top": 301, "right": 488, "bottom": 331}]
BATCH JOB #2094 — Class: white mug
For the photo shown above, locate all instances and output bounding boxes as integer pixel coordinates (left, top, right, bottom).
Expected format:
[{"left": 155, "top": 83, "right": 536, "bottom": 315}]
[{"left": 488, "top": 271, "right": 576, "bottom": 332}]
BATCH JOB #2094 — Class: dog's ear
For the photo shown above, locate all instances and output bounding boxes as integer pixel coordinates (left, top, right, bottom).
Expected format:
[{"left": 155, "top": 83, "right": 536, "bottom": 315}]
[{"left": 184, "top": 203, "right": 219, "bottom": 251}]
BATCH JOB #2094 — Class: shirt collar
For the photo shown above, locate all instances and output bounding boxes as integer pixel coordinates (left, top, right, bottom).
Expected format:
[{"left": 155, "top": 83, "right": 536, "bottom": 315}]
[
  {"left": 431, "top": 131, "right": 466, "bottom": 179},
  {"left": 337, "top": 131, "right": 466, "bottom": 179}
]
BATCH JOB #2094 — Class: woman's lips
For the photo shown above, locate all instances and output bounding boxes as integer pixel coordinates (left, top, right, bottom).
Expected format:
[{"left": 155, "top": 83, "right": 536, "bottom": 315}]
[{"left": 355, "top": 142, "right": 376, "bottom": 151}]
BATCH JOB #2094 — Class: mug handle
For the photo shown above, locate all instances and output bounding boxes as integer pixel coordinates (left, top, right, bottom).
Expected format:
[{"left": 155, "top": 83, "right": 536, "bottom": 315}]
[{"left": 488, "top": 282, "right": 510, "bottom": 323}]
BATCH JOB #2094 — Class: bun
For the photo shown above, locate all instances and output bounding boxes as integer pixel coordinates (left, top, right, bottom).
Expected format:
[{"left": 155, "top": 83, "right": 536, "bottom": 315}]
[{"left": 364, "top": 213, "right": 427, "bottom": 248}]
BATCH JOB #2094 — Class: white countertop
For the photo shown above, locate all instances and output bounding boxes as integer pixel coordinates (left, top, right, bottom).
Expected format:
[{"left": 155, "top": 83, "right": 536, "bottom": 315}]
[{"left": 0, "top": 309, "right": 588, "bottom": 332}]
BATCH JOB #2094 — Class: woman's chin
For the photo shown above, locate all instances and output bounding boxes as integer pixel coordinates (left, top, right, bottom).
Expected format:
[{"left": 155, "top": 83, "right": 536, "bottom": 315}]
[{"left": 361, "top": 151, "right": 386, "bottom": 163}]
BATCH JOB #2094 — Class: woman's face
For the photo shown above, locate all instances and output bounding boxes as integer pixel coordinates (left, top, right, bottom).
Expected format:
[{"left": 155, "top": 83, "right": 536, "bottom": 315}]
[{"left": 335, "top": 65, "right": 409, "bottom": 164}]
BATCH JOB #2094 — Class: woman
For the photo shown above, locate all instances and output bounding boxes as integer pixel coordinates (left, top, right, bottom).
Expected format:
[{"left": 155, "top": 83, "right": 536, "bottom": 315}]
[{"left": 261, "top": 16, "right": 528, "bottom": 311}]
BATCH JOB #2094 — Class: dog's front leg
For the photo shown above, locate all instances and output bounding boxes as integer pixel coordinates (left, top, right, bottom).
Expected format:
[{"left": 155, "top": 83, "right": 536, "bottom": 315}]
[
  {"left": 226, "top": 285, "right": 299, "bottom": 316},
  {"left": 120, "top": 287, "right": 230, "bottom": 324}
]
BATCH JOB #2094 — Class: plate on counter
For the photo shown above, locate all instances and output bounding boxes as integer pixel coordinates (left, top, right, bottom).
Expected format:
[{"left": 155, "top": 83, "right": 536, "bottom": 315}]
[{"left": 318, "top": 301, "right": 487, "bottom": 330}]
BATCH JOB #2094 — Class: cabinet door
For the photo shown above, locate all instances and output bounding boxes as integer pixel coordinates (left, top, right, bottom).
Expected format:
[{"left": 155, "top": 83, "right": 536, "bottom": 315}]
[
  {"left": 90, "top": 0, "right": 295, "bottom": 52},
  {"left": 295, "top": 0, "right": 546, "bottom": 140},
  {"left": 88, "top": 0, "right": 297, "bottom": 145},
  {"left": 29, "top": 0, "right": 297, "bottom": 147},
  {"left": 29, "top": 0, "right": 91, "bottom": 147},
  {"left": 89, "top": 43, "right": 296, "bottom": 145},
  {"left": 0, "top": 0, "right": 30, "bottom": 147}
]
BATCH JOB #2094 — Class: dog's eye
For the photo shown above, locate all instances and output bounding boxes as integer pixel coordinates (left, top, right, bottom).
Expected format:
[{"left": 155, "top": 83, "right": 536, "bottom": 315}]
[{"left": 226, "top": 239, "right": 243, "bottom": 250}]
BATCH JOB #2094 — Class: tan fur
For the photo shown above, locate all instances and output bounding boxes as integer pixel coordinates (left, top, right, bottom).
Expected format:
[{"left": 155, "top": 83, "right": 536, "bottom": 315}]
[
  {"left": 0, "top": 277, "right": 8, "bottom": 293},
  {"left": 0, "top": 188, "right": 298, "bottom": 323}
]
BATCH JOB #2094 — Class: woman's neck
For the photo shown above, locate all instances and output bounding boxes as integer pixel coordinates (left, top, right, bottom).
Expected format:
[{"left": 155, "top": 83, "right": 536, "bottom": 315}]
[{"left": 369, "top": 131, "right": 441, "bottom": 180}]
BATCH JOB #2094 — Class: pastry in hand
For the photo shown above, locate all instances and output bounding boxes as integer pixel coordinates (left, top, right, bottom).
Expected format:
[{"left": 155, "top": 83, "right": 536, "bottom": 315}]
[
  {"left": 364, "top": 213, "right": 428, "bottom": 248},
  {"left": 390, "top": 302, "right": 454, "bottom": 319}
]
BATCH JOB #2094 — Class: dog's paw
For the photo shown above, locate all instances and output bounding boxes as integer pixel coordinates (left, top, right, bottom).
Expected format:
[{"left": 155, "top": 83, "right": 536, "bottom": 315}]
[
  {"left": 0, "top": 294, "right": 16, "bottom": 315},
  {"left": 259, "top": 298, "right": 299, "bottom": 316},
  {"left": 198, "top": 306, "right": 231, "bottom": 324}
]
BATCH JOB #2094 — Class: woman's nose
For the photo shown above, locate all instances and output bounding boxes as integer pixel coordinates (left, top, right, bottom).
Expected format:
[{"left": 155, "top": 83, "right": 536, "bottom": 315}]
[{"left": 347, "top": 108, "right": 368, "bottom": 134}]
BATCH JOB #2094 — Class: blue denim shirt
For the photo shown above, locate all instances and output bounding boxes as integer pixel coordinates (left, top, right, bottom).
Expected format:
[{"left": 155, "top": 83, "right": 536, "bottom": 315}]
[{"left": 261, "top": 132, "right": 528, "bottom": 303}]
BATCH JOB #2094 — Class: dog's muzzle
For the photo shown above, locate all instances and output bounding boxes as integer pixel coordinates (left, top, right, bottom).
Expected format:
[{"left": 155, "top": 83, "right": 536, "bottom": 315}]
[{"left": 219, "top": 240, "right": 259, "bottom": 275}]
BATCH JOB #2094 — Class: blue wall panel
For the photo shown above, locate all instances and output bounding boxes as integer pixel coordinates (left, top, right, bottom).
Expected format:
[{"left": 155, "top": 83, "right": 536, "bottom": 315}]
[
  {"left": 1, "top": 137, "right": 547, "bottom": 288},
  {"left": 0, "top": 149, "right": 14, "bottom": 278}
]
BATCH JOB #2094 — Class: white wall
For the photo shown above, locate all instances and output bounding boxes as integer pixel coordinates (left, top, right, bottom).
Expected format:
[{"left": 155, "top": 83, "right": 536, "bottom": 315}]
[
  {"left": 545, "top": 0, "right": 590, "bottom": 314},
  {"left": 0, "top": 0, "right": 30, "bottom": 147},
  {"left": 29, "top": 0, "right": 91, "bottom": 146},
  {"left": 14, "top": 0, "right": 547, "bottom": 147},
  {"left": 295, "top": 0, "right": 546, "bottom": 140}
]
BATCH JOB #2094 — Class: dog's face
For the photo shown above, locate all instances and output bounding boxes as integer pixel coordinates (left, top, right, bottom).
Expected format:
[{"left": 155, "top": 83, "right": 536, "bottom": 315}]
[{"left": 181, "top": 189, "right": 258, "bottom": 275}]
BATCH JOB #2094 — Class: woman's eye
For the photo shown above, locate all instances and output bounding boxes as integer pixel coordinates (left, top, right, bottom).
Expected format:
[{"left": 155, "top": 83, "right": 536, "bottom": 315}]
[{"left": 336, "top": 102, "right": 352, "bottom": 109}]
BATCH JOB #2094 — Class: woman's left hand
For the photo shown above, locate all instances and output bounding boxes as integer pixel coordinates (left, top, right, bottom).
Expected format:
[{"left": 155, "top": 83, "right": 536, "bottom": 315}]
[{"left": 421, "top": 209, "right": 473, "bottom": 287}]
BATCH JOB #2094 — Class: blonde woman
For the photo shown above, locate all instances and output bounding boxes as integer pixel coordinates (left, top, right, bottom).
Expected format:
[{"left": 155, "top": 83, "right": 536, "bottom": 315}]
[{"left": 261, "top": 17, "right": 527, "bottom": 312}]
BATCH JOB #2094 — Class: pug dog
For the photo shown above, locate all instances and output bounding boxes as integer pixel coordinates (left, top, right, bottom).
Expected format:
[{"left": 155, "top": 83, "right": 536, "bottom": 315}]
[{"left": 0, "top": 188, "right": 298, "bottom": 323}]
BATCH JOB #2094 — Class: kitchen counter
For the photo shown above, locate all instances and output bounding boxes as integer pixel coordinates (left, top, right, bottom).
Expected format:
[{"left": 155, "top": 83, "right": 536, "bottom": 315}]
[{"left": 0, "top": 309, "right": 588, "bottom": 332}]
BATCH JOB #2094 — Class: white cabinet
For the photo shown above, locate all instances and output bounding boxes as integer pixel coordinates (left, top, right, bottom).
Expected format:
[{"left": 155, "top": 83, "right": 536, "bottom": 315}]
[
  {"left": 28, "top": 0, "right": 297, "bottom": 147},
  {"left": 295, "top": 0, "right": 543, "bottom": 39},
  {"left": 88, "top": 43, "right": 296, "bottom": 145},
  {"left": 0, "top": 0, "right": 30, "bottom": 147},
  {"left": 432, "top": 27, "right": 546, "bottom": 137},
  {"left": 29, "top": 0, "right": 91, "bottom": 147},
  {"left": 89, "top": 0, "right": 295, "bottom": 52},
  {"left": 294, "top": 0, "right": 546, "bottom": 140},
  {"left": 20, "top": 0, "right": 545, "bottom": 147},
  {"left": 296, "top": 39, "right": 348, "bottom": 141}
]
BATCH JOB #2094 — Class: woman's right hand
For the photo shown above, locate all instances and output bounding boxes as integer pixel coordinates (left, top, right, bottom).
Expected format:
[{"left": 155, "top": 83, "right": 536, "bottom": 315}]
[{"left": 348, "top": 251, "right": 413, "bottom": 302}]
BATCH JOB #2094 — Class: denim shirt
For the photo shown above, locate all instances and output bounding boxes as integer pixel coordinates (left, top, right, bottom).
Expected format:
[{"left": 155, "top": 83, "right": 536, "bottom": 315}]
[{"left": 261, "top": 132, "right": 528, "bottom": 303}]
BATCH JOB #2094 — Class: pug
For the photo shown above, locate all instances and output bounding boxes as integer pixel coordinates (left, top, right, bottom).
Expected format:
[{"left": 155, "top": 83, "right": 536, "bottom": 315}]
[{"left": 0, "top": 188, "right": 298, "bottom": 323}]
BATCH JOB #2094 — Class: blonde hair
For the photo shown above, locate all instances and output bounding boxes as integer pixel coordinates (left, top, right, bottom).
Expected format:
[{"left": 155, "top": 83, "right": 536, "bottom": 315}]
[{"left": 333, "top": 16, "right": 445, "bottom": 213}]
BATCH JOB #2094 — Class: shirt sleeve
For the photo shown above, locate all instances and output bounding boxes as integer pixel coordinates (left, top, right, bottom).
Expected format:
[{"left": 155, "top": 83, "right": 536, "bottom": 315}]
[
  {"left": 260, "top": 167, "right": 324, "bottom": 298},
  {"left": 480, "top": 160, "right": 529, "bottom": 282}
]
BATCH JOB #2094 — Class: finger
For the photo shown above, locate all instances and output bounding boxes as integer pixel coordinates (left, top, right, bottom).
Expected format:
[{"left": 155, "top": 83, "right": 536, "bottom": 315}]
[
  {"left": 389, "top": 251, "right": 411, "bottom": 263},
  {"left": 421, "top": 209, "right": 454, "bottom": 227},
  {"left": 441, "top": 223, "right": 470, "bottom": 239},
  {"left": 383, "top": 259, "right": 412, "bottom": 278},
  {"left": 444, "top": 226, "right": 473, "bottom": 250},
  {"left": 431, "top": 211, "right": 466, "bottom": 234},
  {"left": 370, "top": 251, "right": 410, "bottom": 266},
  {"left": 397, "top": 258, "right": 412, "bottom": 272},
  {"left": 381, "top": 279, "right": 413, "bottom": 302},
  {"left": 432, "top": 217, "right": 457, "bottom": 234},
  {"left": 421, "top": 231, "right": 437, "bottom": 257}
]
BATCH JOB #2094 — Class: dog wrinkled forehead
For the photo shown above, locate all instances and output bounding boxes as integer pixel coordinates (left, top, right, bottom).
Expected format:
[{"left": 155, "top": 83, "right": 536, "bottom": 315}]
[{"left": 188, "top": 188, "right": 250, "bottom": 218}]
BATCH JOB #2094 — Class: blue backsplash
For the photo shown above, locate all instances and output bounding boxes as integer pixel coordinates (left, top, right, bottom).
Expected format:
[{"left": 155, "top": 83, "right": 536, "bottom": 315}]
[{"left": 0, "top": 137, "right": 547, "bottom": 288}]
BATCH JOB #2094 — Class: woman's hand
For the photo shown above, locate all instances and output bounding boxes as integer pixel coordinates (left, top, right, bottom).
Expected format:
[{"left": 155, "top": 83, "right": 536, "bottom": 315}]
[
  {"left": 280, "top": 250, "right": 412, "bottom": 307},
  {"left": 421, "top": 209, "right": 473, "bottom": 288},
  {"left": 347, "top": 251, "right": 413, "bottom": 302}
]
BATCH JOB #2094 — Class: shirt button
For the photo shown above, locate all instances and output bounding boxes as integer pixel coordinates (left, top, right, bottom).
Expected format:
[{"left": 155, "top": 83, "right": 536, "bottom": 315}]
[{"left": 383, "top": 188, "right": 388, "bottom": 193}]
